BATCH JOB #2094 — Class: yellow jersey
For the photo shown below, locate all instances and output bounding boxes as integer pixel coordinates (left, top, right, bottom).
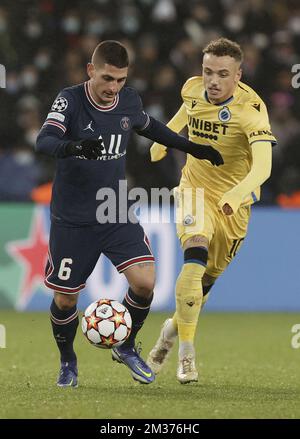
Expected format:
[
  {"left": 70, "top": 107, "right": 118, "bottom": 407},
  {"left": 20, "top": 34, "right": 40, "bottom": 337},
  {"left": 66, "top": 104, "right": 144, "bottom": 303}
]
[{"left": 180, "top": 76, "right": 276, "bottom": 205}]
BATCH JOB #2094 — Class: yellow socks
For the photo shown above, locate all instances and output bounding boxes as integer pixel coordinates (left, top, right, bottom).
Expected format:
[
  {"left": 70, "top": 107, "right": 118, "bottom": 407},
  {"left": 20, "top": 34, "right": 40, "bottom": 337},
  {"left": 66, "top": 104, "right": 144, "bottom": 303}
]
[{"left": 175, "top": 262, "right": 206, "bottom": 343}]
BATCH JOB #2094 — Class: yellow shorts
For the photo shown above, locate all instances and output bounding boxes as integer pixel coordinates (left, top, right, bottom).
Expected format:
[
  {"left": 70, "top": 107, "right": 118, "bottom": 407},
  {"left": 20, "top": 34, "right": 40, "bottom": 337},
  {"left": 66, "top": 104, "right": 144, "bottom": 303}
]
[{"left": 175, "top": 186, "right": 251, "bottom": 278}]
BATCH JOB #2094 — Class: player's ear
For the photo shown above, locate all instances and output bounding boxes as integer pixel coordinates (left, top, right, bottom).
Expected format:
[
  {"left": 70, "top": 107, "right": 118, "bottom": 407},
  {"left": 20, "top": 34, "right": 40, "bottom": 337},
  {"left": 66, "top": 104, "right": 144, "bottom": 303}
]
[
  {"left": 87, "top": 63, "right": 95, "bottom": 79},
  {"left": 236, "top": 68, "right": 242, "bottom": 83}
]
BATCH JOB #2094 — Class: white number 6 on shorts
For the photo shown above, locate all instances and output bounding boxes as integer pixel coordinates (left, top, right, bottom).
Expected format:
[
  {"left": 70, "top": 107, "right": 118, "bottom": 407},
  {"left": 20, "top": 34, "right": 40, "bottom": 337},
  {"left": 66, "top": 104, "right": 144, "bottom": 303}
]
[{"left": 58, "top": 258, "right": 73, "bottom": 280}]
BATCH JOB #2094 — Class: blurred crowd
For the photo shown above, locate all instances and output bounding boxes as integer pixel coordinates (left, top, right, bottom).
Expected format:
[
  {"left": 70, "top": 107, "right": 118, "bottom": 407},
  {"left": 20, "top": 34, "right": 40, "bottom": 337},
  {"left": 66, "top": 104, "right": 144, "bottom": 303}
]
[{"left": 1, "top": 0, "right": 300, "bottom": 206}]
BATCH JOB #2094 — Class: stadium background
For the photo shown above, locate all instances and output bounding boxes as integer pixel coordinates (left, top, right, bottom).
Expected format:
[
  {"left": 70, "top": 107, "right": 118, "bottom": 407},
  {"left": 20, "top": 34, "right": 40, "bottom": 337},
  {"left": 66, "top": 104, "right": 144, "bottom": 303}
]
[{"left": 0, "top": 0, "right": 299, "bottom": 311}]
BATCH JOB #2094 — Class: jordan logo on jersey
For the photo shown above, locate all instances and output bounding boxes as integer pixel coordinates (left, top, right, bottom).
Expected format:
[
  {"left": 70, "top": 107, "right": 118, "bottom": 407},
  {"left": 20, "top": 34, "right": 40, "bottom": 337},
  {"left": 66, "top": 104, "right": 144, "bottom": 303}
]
[
  {"left": 84, "top": 121, "right": 94, "bottom": 132},
  {"left": 192, "top": 99, "right": 197, "bottom": 109}
]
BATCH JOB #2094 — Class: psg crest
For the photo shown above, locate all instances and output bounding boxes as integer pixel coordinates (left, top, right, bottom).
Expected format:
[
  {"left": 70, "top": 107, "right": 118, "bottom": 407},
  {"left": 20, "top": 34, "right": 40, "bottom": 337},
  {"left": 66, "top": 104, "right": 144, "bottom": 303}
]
[
  {"left": 120, "top": 116, "right": 131, "bottom": 131},
  {"left": 218, "top": 106, "right": 231, "bottom": 122},
  {"left": 51, "top": 97, "right": 68, "bottom": 112}
]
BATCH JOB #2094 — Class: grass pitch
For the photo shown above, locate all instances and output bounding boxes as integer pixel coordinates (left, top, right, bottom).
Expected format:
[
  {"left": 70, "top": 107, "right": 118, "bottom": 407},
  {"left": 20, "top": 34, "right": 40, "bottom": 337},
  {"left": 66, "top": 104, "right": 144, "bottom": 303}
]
[{"left": 0, "top": 311, "right": 299, "bottom": 419}]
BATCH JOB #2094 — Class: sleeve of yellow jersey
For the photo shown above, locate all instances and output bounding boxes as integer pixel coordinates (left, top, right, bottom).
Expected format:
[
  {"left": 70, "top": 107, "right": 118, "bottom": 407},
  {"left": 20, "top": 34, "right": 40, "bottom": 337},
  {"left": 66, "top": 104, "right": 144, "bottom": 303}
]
[
  {"left": 240, "top": 99, "right": 277, "bottom": 147},
  {"left": 218, "top": 141, "right": 272, "bottom": 214},
  {"left": 150, "top": 103, "right": 188, "bottom": 162},
  {"left": 218, "top": 99, "right": 276, "bottom": 214}
]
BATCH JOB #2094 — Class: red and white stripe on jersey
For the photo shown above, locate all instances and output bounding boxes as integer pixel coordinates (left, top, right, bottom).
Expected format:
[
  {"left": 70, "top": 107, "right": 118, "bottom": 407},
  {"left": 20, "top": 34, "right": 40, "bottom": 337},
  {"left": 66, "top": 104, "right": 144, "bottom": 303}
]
[
  {"left": 42, "top": 120, "right": 67, "bottom": 134},
  {"left": 116, "top": 255, "right": 155, "bottom": 273},
  {"left": 84, "top": 81, "right": 119, "bottom": 112},
  {"left": 44, "top": 250, "right": 85, "bottom": 294}
]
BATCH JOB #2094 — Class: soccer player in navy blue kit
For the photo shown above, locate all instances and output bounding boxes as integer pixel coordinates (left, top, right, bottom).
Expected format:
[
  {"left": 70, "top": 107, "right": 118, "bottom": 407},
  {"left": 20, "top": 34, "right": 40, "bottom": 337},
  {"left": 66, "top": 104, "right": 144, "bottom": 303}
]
[{"left": 36, "top": 40, "right": 223, "bottom": 387}]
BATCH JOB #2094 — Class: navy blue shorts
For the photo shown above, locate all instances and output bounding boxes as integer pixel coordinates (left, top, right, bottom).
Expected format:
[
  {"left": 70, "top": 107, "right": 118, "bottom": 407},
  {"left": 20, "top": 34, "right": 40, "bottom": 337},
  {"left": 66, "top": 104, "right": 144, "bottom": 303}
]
[{"left": 45, "top": 220, "right": 154, "bottom": 294}]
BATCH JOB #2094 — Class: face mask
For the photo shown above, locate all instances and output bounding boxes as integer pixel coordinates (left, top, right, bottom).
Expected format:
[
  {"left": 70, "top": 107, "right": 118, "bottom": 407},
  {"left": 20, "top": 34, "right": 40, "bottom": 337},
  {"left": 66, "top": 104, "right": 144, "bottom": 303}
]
[
  {"left": 62, "top": 16, "right": 80, "bottom": 33},
  {"left": 35, "top": 53, "right": 50, "bottom": 70},
  {"left": 14, "top": 150, "right": 34, "bottom": 166},
  {"left": 86, "top": 18, "right": 109, "bottom": 35},
  {"left": 26, "top": 21, "right": 42, "bottom": 38},
  {"left": 119, "top": 10, "right": 140, "bottom": 34},
  {"left": 6, "top": 74, "right": 21, "bottom": 94},
  {"left": 21, "top": 71, "right": 38, "bottom": 89},
  {"left": 224, "top": 13, "right": 244, "bottom": 33}
]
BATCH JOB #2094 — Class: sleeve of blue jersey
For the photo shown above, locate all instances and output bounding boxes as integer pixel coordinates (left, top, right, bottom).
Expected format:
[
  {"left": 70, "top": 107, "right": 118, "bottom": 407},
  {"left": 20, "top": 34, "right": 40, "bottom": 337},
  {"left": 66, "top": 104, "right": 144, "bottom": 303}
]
[
  {"left": 36, "top": 89, "right": 74, "bottom": 158},
  {"left": 136, "top": 115, "right": 192, "bottom": 152},
  {"left": 131, "top": 92, "right": 151, "bottom": 131}
]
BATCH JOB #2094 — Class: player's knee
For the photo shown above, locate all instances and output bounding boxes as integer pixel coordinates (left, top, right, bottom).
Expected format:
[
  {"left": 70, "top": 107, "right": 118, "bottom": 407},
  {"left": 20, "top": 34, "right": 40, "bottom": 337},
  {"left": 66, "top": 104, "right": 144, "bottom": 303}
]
[
  {"left": 131, "top": 277, "right": 155, "bottom": 297},
  {"left": 125, "top": 263, "right": 155, "bottom": 297},
  {"left": 54, "top": 291, "right": 78, "bottom": 310}
]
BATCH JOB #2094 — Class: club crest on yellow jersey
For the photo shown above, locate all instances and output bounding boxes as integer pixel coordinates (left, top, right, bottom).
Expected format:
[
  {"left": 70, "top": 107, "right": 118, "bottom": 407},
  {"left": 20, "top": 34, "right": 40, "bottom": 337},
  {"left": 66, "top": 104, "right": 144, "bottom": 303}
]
[{"left": 218, "top": 106, "right": 231, "bottom": 122}]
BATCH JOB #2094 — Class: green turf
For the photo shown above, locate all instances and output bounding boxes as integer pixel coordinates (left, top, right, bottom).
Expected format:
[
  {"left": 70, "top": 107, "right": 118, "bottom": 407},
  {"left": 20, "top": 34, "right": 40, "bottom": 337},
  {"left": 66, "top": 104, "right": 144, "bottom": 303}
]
[{"left": 0, "top": 311, "right": 299, "bottom": 419}]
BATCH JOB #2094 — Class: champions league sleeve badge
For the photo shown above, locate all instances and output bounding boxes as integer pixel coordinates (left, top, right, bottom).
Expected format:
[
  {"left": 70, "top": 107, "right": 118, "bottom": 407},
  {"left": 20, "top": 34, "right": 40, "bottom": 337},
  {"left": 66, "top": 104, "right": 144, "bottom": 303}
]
[
  {"left": 218, "top": 106, "right": 231, "bottom": 122},
  {"left": 51, "top": 96, "right": 68, "bottom": 112}
]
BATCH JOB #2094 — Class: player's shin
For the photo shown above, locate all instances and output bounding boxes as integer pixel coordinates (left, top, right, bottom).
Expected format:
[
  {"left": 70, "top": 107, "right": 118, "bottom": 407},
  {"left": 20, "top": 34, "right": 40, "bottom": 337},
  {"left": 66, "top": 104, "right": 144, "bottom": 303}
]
[
  {"left": 176, "top": 247, "right": 208, "bottom": 354},
  {"left": 50, "top": 299, "right": 79, "bottom": 363},
  {"left": 172, "top": 282, "right": 212, "bottom": 331},
  {"left": 176, "top": 264, "right": 205, "bottom": 348},
  {"left": 122, "top": 288, "right": 153, "bottom": 348}
]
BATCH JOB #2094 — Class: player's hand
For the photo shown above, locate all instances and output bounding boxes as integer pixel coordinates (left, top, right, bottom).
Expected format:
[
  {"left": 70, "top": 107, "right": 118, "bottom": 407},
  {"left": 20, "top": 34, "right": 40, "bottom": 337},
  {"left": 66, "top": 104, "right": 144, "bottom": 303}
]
[
  {"left": 150, "top": 142, "right": 167, "bottom": 162},
  {"left": 221, "top": 203, "right": 233, "bottom": 215},
  {"left": 218, "top": 191, "right": 242, "bottom": 215},
  {"left": 187, "top": 142, "right": 224, "bottom": 166},
  {"left": 66, "top": 139, "right": 103, "bottom": 160}
]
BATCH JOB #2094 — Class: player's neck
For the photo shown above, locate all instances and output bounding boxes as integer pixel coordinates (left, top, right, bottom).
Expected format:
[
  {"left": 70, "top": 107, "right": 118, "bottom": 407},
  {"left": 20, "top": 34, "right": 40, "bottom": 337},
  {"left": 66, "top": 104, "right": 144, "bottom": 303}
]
[
  {"left": 205, "top": 90, "right": 234, "bottom": 106},
  {"left": 88, "top": 80, "right": 116, "bottom": 107}
]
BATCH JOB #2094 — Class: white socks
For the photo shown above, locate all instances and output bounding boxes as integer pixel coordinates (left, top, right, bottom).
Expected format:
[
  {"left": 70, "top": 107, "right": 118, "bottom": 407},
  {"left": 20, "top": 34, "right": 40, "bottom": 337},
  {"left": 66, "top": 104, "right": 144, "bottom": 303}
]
[{"left": 179, "top": 341, "right": 195, "bottom": 360}]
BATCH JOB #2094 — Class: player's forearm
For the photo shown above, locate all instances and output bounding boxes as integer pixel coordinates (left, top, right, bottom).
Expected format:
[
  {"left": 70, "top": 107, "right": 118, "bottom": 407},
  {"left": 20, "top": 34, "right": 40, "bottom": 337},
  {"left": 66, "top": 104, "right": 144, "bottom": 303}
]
[
  {"left": 219, "top": 142, "right": 272, "bottom": 213},
  {"left": 139, "top": 116, "right": 193, "bottom": 152},
  {"left": 148, "top": 105, "right": 187, "bottom": 161},
  {"left": 232, "top": 142, "right": 272, "bottom": 198},
  {"left": 143, "top": 117, "right": 223, "bottom": 165},
  {"left": 36, "top": 132, "right": 70, "bottom": 158}
]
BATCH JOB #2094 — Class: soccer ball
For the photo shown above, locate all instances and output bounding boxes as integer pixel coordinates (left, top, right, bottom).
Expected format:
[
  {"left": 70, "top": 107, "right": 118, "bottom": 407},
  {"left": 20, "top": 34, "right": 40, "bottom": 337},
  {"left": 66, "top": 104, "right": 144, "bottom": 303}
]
[{"left": 82, "top": 299, "right": 132, "bottom": 349}]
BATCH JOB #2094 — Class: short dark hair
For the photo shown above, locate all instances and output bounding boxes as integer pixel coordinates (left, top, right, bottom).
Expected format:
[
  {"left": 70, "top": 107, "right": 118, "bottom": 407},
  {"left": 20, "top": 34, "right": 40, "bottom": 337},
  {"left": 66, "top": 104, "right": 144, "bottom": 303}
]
[
  {"left": 91, "top": 40, "right": 129, "bottom": 68},
  {"left": 203, "top": 38, "right": 243, "bottom": 64}
]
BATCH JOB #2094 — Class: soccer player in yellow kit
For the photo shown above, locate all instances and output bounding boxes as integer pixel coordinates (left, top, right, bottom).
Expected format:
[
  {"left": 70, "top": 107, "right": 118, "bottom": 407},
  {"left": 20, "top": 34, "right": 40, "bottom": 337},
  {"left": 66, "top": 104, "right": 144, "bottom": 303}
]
[{"left": 147, "top": 38, "right": 276, "bottom": 383}]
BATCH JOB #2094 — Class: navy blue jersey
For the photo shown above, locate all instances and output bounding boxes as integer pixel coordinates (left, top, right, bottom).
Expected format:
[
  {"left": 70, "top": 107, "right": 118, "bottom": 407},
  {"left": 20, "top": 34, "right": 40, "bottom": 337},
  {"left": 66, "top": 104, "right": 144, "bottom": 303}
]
[{"left": 37, "top": 82, "right": 150, "bottom": 225}]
